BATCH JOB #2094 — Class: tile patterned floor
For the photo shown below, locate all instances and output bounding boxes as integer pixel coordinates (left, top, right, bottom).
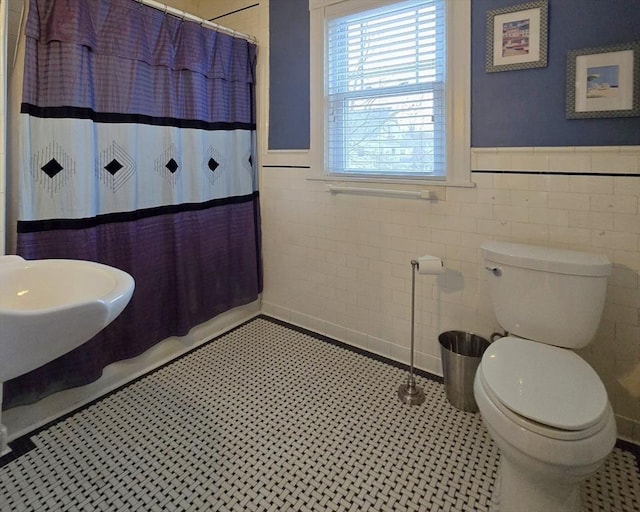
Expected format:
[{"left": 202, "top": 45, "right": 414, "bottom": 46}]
[{"left": 1, "top": 316, "right": 639, "bottom": 511}]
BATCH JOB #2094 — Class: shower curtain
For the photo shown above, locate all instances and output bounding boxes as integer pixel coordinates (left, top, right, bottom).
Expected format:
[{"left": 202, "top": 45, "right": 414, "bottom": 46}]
[{"left": 4, "top": 0, "right": 261, "bottom": 408}]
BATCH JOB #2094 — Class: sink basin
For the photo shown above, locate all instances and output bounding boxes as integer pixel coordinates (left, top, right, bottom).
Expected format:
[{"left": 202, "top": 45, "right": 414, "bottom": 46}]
[{"left": 0, "top": 255, "right": 135, "bottom": 382}]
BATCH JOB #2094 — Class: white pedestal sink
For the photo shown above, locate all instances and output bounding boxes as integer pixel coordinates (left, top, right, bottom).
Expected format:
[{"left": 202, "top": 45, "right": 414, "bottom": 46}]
[{"left": 0, "top": 255, "right": 135, "bottom": 456}]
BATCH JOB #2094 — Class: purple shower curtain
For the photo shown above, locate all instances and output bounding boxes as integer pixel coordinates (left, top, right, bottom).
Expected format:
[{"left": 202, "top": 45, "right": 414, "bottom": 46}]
[{"left": 4, "top": 0, "right": 261, "bottom": 408}]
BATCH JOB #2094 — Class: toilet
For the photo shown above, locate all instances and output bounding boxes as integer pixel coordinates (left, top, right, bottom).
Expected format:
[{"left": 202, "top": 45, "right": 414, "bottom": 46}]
[{"left": 474, "top": 241, "right": 617, "bottom": 512}]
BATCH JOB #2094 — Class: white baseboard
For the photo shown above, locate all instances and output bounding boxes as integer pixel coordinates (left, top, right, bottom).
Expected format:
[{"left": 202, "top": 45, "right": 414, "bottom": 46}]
[{"left": 261, "top": 301, "right": 444, "bottom": 378}]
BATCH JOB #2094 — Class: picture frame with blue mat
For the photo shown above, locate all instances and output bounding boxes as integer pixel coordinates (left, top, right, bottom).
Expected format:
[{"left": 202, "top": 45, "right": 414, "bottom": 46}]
[
  {"left": 566, "top": 42, "right": 640, "bottom": 119},
  {"left": 486, "top": 0, "right": 548, "bottom": 73}
]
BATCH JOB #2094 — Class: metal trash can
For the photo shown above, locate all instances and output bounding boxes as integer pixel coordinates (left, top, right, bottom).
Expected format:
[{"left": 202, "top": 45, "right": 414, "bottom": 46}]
[{"left": 438, "top": 331, "right": 490, "bottom": 412}]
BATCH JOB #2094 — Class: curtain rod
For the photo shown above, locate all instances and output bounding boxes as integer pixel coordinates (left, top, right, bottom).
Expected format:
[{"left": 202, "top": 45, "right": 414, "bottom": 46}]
[{"left": 138, "top": 0, "right": 257, "bottom": 43}]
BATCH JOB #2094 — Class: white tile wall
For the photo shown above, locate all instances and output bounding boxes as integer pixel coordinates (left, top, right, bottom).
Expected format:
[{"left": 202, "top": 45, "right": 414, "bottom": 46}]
[
  {"left": 259, "top": 151, "right": 640, "bottom": 444},
  {"left": 473, "top": 146, "right": 640, "bottom": 175}
]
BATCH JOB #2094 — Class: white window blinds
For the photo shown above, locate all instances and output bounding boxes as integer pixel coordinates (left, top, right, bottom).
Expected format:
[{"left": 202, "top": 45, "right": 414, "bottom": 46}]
[{"left": 326, "top": 0, "right": 446, "bottom": 178}]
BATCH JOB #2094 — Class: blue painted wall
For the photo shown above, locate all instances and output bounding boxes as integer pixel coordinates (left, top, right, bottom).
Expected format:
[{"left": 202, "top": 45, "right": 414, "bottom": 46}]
[
  {"left": 472, "top": 0, "right": 640, "bottom": 147},
  {"left": 268, "top": 0, "right": 310, "bottom": 150},
  {"left": 267, "top": 0, "right": 640, "bottom": 150}
]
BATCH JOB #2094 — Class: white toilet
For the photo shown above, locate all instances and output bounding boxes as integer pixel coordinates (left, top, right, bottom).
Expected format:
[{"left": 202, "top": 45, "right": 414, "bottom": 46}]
[{"left": 474, "top": 241, "right": 617, "bottom": 512}]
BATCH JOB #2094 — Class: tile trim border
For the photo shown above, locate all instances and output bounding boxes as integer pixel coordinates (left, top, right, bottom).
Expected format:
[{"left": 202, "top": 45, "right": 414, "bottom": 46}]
[
  {"left": 471, "top": 145, "right": 640, "bottom": 175},
  {"left": 472, "top": 169, "right": 640, "bottom": 177}
]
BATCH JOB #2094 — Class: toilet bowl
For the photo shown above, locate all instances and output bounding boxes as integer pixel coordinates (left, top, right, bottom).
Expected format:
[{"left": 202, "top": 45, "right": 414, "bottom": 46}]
[
  {"left": 474, "top": 337, "right": 616, "bottom": 512},
  {"left": 476, "top": 241, "right": 616, "bottom": 512}
]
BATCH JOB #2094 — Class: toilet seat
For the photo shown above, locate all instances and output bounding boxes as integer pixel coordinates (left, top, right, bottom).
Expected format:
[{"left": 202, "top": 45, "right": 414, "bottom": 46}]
[
  {"left": 480, "top": 337, "right": 609, "bottom": 438},
  {"left": 477, "top": 369, "right": 610, "bottom": 441}
]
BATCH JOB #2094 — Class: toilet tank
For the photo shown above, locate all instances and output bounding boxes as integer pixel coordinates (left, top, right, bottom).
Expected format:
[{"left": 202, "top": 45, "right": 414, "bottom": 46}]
[{"left": 481, "top": 241, "right": 611, "bottom": 349}]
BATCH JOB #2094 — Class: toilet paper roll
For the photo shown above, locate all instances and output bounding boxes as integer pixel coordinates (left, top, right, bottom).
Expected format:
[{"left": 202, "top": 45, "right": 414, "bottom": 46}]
[{"left": 418, "top": 255, "right": 444, "bottom": 274}]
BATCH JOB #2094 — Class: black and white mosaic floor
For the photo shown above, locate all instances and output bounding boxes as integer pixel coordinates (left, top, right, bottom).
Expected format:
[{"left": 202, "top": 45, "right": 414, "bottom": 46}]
[{"left": 1, "top": 316, "right": 639, "bottom": 511}]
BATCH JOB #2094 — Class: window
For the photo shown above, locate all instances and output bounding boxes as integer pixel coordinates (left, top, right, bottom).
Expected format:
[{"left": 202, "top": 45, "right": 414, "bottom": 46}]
[
  {"left": 310, "top": 0, "right": 470, "bottom": 185},
  {"left": 327, "top": 0, "right": 445, "bottom": 177}
]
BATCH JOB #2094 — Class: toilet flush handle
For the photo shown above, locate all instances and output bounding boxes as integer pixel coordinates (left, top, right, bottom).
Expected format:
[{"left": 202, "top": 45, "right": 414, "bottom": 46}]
[{"left": 484, "top": 266, "right": 502, "bottom": 276}]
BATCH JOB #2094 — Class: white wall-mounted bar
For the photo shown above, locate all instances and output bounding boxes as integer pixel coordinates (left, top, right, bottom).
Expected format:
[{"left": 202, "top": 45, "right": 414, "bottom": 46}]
[{"left": 327, "top": 184, "right": 430, "bottom": 199}]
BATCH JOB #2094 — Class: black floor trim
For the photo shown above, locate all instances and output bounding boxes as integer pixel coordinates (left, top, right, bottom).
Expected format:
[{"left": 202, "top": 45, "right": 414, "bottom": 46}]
[
  {"left": 260, "top": 315, "right": 443, "bottom": 384},
  {"left": 616, "top": 438, "right": 640, "bottom": 474},
  {"left": 0, "top": 438, "right": 36, "bottom": 467}
]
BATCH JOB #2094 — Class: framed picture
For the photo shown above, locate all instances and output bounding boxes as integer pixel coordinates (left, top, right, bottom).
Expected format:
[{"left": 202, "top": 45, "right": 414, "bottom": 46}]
[
  {"left": 486, "top": 1, "right": 548, "bottom": 73},
  {"left": 566, "top": 42, "right": 640, "bottom": 119}
]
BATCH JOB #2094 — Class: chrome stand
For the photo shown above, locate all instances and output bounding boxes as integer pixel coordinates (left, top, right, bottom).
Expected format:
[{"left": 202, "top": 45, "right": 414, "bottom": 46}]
[{"left": 398, "top": 260, "right": 425, "bottom": 405}]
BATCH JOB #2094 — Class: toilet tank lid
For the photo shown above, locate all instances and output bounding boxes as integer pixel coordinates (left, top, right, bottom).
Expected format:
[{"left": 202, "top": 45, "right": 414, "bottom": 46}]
[{"left": 481, "top": 241, "right": 611, "bottom": 276}]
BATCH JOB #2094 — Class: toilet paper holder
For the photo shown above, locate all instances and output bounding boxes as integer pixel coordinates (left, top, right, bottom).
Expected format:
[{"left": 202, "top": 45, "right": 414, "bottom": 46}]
[{"left": 398, "top": 255, "right": 444, "bottom": 405}]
